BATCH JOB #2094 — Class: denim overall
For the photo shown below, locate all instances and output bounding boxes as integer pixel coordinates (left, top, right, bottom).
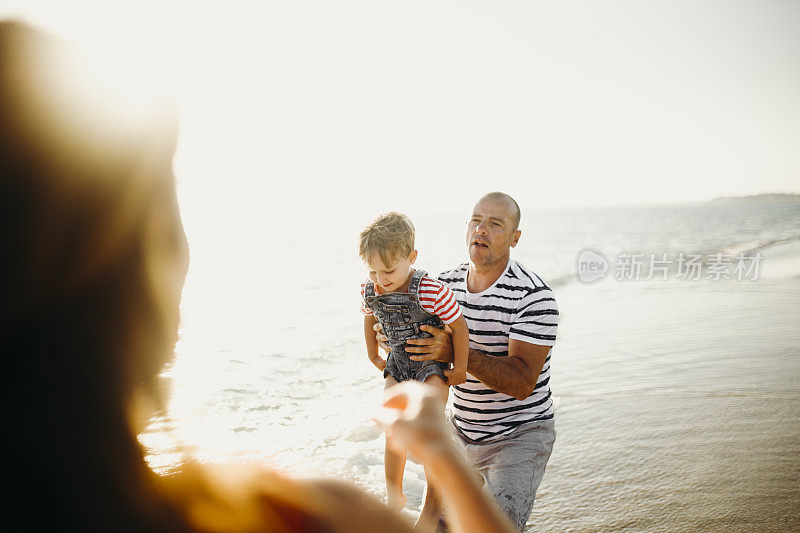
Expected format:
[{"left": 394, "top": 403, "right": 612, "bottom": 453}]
[{"left": 364, "top": 270, "right": 449, "bottom": 383}]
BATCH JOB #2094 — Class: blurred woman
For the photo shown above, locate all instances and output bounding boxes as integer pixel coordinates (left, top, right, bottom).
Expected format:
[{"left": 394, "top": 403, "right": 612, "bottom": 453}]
[{"left": 0, "top": 21, "right": 514, "bottom": 533}]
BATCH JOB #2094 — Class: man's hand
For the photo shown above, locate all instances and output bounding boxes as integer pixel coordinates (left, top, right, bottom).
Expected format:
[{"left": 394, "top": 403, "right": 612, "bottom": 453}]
[
  {"left": 376, "top": 320, "right": 551, "bottom": 401},
  {"left": 407, "top": 324, "right": 455, "bottom": 363},
  {"left": 374, "top": 323, "right": 456, "bottom": 364}
]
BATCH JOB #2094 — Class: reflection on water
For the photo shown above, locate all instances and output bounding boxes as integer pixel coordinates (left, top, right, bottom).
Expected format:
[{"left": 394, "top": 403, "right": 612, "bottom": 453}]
[{"left": 143, "top": 202, "right": 800, "bottom": 531}]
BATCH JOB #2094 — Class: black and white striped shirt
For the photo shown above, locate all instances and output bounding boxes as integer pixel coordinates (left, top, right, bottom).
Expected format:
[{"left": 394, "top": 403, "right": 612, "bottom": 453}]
[{"left": 439, "top": 260, "right": 558, "bottom": 442}]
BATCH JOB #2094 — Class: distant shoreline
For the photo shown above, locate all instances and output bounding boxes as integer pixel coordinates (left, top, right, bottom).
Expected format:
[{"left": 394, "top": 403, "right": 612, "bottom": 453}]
[
  {"left": 708, "top": 193, "right": 800, "bottom": 205},
  {"left": 510, "top": 194, "right": 800, "bottom": 212}
]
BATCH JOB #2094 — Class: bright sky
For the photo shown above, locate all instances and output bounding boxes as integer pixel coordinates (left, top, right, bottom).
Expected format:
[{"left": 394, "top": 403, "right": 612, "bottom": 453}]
[{"left": 2, "top": 0, "right": 799, "bottom": 214}]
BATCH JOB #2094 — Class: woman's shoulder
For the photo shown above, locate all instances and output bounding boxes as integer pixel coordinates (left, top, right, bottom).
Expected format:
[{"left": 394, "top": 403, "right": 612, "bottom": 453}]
[{"left": 163, "top": 464, "right": 412, "bottom": 533}]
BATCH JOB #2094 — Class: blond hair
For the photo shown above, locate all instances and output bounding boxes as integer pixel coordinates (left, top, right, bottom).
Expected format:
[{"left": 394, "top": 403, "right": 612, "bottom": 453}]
[{"left": 358, "top": 212, "right": 415, "bottom": 267}]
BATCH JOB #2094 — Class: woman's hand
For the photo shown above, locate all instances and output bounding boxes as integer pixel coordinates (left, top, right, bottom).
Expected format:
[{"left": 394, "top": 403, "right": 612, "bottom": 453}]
[
  {"left": 375, "top": 381, "right": 456, "bottom": 463},
  {"left": 375, "top": 382, "right": 517, "bottom": 533}
]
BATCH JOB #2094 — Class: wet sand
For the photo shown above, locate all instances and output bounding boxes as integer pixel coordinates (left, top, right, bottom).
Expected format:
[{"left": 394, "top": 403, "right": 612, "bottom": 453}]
[{"left": 531, "top": 243, "right": 800, "bottom": 532}]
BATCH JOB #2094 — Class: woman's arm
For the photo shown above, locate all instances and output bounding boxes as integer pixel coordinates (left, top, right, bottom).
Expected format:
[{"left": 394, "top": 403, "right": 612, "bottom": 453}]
[
  {"left": 309, "top": 479, "right": 414, "bottom": 533},
  {"left": 378, "top": 382, "right": 517, "bottom": 533}
]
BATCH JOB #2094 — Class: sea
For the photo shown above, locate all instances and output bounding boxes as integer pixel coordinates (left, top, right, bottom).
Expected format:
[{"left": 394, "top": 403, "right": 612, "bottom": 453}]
[{"left": 141, "top": 200, "right": 800, "bottom": 532}]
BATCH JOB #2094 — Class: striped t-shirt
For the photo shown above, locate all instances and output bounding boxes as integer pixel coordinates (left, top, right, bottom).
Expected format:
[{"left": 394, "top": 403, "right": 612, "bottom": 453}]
[
  {"left": 439, "top": 260, "right": 559, "bottom": 442},
  {"left": 360, "top": 273, "right": 462, "bottom": 325}
]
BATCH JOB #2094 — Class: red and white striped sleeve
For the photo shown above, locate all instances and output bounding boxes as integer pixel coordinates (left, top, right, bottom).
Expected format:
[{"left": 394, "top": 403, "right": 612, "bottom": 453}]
[
  {"left": 360, "top": 282, "right": 374, "bottom": 316},
  {"left": 418, "top": 277, "right": 462, "bottom": 324}
]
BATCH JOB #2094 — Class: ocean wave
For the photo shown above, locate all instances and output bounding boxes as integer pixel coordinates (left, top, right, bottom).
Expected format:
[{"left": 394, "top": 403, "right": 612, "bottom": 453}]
[{"left": 718, "top": 234, "right": 800, "bottom": 257}]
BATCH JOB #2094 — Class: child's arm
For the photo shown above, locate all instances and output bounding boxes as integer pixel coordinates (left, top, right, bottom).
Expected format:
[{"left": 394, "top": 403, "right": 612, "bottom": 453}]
[
  {"left": 443, "top": 315, "right": 468, "bottom": 386},
  {"left": 364, "top": 314, "right": 386, "bottom": 371}
]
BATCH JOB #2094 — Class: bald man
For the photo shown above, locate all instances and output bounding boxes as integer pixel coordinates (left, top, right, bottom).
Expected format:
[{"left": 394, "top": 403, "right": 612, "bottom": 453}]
[{"left": 381, "top": 192, "right": 559, "bottom": 530}]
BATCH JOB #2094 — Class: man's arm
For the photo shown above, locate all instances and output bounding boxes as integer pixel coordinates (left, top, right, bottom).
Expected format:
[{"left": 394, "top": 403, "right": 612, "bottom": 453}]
[
  {"left": 464, "top": 340, "right": 549, "bottom": 400},
  {"left": 443, "top": 315, "right": 469, "bottom": 386},
  {"left": 400, "top": 325, "right": 549, "bottom": 401}
]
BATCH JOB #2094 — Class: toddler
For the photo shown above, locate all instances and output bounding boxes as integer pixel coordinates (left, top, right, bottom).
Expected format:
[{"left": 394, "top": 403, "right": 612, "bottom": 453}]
[{"left": 358, "top": 212, "right": 468, "bottom": 514}]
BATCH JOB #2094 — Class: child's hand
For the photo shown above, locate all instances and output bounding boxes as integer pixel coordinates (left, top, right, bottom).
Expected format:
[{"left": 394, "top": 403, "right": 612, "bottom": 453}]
[
  {"left": 444, "top": 368, "right": 466, "bottom": 386},
  {"left": 371, "top": 356, "right": 387, "bottom": 372}
]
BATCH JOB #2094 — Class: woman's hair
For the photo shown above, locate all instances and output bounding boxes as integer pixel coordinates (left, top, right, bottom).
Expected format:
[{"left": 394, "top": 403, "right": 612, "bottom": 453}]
[
  {"left": 0, "top": 20, "right": 192, "bottom": 530},
  {"left": 0, "top": 22, "right": 414, "bottom": 533},
  {"left": 358, "top": 212, "right": 415, "bottom": 267}
]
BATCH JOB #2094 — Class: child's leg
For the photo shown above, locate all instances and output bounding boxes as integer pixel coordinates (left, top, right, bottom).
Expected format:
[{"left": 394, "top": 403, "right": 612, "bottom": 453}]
[
  {"left": 384, "top": 376, "right": 408, "bottom": 510},
  {"left": 415, "top": 375, "right": 450, "bottom": 530}
]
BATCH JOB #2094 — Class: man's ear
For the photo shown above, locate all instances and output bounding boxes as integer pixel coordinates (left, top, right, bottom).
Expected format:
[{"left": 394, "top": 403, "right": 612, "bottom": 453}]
[
  {"left": 409, "top": 249, "right": 418, "bottom": 264},
  {"left": 510, "top": 230, "right": 521, "bottom": 248}
]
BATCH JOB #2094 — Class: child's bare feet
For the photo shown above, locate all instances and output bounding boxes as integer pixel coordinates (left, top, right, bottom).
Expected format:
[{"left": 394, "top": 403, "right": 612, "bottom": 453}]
[{"left": 387, "top": 487, "right": 407, "bottom": 510}]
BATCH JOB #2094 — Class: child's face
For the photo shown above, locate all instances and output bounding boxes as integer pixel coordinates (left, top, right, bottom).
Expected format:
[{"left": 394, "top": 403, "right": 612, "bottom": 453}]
[{"left": 367, "top": 250, "right": 417, "bottom": 292}]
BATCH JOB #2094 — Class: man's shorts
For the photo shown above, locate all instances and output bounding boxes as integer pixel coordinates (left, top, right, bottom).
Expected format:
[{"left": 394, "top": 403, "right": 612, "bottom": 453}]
[{"left": 447, "top": 417, "right": 556, "bottom": 531}]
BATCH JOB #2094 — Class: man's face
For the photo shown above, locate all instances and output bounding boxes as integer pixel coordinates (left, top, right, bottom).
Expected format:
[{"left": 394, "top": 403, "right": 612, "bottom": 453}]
[{"left": 466, "top": 197, "right": 520, "bottom": 267}]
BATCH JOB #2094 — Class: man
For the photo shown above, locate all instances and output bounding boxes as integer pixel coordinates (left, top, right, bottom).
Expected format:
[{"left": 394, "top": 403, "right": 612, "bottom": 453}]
[{"left": 378, "top": 192, "right": 558, "bottom": 530}]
